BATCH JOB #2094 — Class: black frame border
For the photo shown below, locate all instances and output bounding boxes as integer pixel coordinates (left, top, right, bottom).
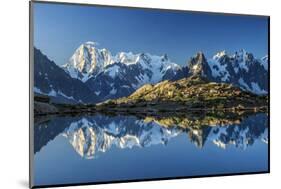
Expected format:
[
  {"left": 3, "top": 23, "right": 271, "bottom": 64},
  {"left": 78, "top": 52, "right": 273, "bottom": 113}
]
[{"left": 29, "top": 0, "right": 270, "bottom": 188}]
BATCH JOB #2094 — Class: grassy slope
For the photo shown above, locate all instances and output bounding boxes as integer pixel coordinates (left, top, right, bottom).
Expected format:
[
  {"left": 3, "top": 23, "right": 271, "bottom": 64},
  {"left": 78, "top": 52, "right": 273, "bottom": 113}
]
[{"left": 98, "top": 75, "right": 267, "bottom": 111}]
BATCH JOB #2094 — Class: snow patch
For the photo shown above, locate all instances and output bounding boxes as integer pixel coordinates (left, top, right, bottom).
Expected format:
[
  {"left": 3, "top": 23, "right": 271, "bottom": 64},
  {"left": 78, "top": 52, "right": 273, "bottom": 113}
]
[
  {"left": 213, "top": 50, "right": 227, "bottom": 60},
  {"left": 238, "top": 78, "right": 267, "bottom": 95},
  {"left": 48, "top": 89, "right": 57, "bottom": 96},
  {"left": 85, "top": 41, "right": 99, "bottom": 46},
  {"left": 109, "top": 88, "right": 117, "bottom": 95},
  {"left": 250, "top": 82, "right": 267, "bottom": 95},
  {"left": 121, "top": 85, "right": 130, "bottom": 88},
  {"left": 238, "top": 60, "right": 249, "bottom": 72},
  {"left": 238, "top": 78, "right": 251, "bottom": 91},
  {"left": 208, "top": 59, "right": 230, "bottom": 81},
  {"left": 33, "top": 87, "right": 77, "bottom": 101},
  {"left": 105, "top": 64, "right": 120, "bottom": 78},
  {"left": 58, "top": 91, "right": 75, "bottom": 100},
  {"left": 34, "top": 87, "right": 43, "bottom": 94},
  {"left": 260, "top": 55, "right": 268, "bottom": 71}
]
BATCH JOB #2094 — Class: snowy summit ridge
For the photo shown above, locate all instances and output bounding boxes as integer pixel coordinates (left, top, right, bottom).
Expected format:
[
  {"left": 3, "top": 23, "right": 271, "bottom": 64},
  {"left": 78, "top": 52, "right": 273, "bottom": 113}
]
[{"left": 62, "top": 41, "right": 180, "bottom": 83}]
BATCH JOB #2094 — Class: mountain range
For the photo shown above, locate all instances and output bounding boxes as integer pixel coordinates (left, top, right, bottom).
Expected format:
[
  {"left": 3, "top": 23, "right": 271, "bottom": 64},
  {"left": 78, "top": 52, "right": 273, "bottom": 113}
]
[{"left": 34, "top": 41, "right": 268, "bottom": 104}]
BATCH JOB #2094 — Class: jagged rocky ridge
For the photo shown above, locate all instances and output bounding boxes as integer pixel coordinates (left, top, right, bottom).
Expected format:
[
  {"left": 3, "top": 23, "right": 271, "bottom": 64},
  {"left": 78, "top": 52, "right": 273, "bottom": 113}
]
[
  {"left": 34, "top": 42, "right": 268, "bottom": 104},
  {"left": 201, "top": 50, "right": 268, "bottom": 94},
  {"left": 62, "top": 42, "right": 182, "bottom": 102}
]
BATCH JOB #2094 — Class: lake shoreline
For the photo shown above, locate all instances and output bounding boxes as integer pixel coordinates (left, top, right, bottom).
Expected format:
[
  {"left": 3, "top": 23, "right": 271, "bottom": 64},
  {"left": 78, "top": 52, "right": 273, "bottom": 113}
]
[{"left": 34, "top": 100, "right": 268, "bottom": 122}]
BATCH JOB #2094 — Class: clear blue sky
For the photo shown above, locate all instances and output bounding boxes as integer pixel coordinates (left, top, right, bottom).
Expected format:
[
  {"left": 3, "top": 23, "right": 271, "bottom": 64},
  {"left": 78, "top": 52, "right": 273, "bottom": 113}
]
[{"left": 33, "top": 2, "right": 268, "bottom": 66}]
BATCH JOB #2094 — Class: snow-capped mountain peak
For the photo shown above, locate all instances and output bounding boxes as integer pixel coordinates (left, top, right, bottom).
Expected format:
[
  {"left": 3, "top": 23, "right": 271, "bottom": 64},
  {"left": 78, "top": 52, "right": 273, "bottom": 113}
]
[
  {"left": 115, "top": 52, "right": 138, "bottom": 65},
  {"left": 35, "top": 44, "right": 268, "bottom": 104},
  {"left": 63, "top": 41, "right": 181, "bottom": 85},
  {"left": 103, "top": 51, "right": 181, "bottom": 88},
  {"left": 114, "top": 52, "right": 173, "bottom": 67},
  {"left": 235, "top": 49, "right": 247, "bottom": 56},
  {"left": 207, "top": 49, "right": 268, "bottom": 94},
  {"left": 213, "top": 50, "right": 228, "bottom": 60},
  {"left": 260, "top": 55, "right": 268, "bottom": 70},
  {"left": 161, "top": 53, "right": 169, "bottom": 62},
  {"left": 84, "top": 41, "right": 99, "bottom": 46},
  {"left": 235, "top": 49, "right": 253, "bottom": 62},
  {"left": 62, "top": 41, "right": 114, "bottom": 82}
]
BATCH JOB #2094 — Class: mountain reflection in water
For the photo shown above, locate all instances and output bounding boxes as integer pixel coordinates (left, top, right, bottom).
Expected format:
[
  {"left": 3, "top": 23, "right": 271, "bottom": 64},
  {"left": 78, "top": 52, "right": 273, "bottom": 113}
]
[{"left": 34, "top": 112, "right": 268, "bottom": 159}]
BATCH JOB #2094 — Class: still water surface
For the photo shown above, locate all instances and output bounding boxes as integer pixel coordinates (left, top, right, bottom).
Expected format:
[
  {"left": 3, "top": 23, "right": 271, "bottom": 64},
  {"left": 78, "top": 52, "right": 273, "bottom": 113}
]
[{"left": 33, "top": 113, "right": 268, "bottom": 186}]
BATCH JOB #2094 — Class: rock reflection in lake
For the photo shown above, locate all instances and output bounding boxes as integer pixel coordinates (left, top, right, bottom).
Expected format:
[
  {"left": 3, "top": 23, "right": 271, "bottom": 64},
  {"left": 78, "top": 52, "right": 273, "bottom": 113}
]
[
  {"left": 33, "top": 112, "right": 268, "bottom": 186},
  {"left": 34, "top": 112, "right": 268, "bottom": 158}
]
